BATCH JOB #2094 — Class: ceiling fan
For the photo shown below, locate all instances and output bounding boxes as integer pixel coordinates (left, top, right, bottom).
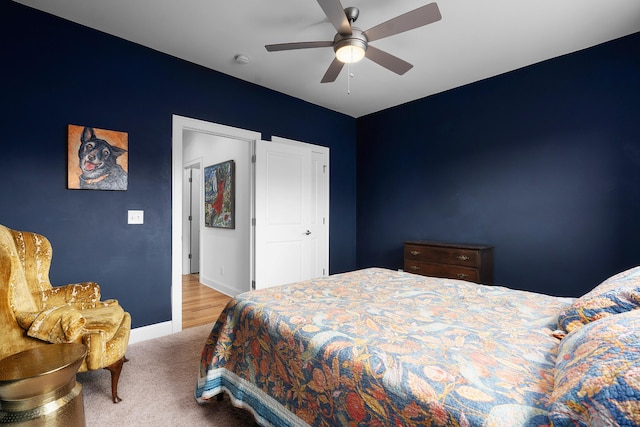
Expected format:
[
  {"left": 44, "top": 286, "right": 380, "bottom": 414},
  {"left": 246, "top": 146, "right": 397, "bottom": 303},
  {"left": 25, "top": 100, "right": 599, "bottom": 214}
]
[{"left": 265, "top": 0, "right": 442, "bottom": 83}]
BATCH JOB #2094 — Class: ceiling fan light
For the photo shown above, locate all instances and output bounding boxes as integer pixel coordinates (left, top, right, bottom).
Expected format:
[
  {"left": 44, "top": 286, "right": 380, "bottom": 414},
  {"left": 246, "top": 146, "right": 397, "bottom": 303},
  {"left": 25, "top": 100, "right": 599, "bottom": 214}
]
[
  {"left": 334, "top": 32, "right": 367, "bottom": 64},
  {"left": 336, "top": 44, "right": 366, "bottom": 63}
]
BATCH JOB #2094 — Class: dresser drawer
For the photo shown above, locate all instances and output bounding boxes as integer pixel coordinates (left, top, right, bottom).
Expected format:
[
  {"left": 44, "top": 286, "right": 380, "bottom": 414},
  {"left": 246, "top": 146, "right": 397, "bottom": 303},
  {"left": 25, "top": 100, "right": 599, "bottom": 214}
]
[
  {"left": 403, "top": 240, "right": 494, "bottom": 284},
  {"left": 404, "top": 244, "right": 480, "bottom": 268},
  {"left": 404, "top": 261, "right": 480, "bottom": 282}
]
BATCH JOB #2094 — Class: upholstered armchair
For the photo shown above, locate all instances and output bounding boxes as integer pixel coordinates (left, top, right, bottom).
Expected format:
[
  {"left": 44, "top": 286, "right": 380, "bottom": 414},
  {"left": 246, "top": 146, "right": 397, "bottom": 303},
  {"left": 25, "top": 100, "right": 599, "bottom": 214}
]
[{"left": 0, "top": 224, "right": 131, "bottom": 403}]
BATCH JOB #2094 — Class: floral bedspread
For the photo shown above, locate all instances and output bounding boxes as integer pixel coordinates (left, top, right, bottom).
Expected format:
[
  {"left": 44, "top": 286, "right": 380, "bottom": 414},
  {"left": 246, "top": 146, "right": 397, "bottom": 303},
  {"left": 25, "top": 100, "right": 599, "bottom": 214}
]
[{"left": 196, "top": 268, "right": 574, "bottom": 426}]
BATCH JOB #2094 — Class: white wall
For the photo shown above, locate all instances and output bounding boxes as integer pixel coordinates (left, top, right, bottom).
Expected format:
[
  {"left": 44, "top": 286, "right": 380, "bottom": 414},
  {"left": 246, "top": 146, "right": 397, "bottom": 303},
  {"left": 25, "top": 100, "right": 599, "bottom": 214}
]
[{"left": 183, "top": 130, "right": 252, "bottom": 296}]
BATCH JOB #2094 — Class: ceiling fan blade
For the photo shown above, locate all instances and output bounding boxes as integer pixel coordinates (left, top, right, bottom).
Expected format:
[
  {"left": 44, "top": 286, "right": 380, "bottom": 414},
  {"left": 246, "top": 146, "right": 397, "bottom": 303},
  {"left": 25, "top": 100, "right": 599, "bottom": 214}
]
[
  {"left": 265, "top": 41, "right": 334, "bottom": 52},
  {"left": 363, "top": 2, "right": 441, "bottom": 42},
  {"left": 316, "top": 0, "right": 351, "bottom": 35},
  {"left": 365, "top": 45, "right": 413, "bottom": 75},
  {"left": 321, "top": 58, "right": 345, "bottom": 83}
]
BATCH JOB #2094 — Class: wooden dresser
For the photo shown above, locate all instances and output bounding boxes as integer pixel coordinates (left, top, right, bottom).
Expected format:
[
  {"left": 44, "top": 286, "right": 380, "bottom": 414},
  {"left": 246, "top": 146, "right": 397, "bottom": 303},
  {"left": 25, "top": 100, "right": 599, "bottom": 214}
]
[{"left": 404, "top": 241, "right": 494, "bottom": 284}]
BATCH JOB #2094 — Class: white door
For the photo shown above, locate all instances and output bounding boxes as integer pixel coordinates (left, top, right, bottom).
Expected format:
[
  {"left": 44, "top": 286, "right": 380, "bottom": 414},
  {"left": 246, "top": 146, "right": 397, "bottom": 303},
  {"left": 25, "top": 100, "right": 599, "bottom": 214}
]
[
  {"left": 182, "top": 166, "right": 201, "bottom": 274},
  {"left": 189, "top": 168, "right": 201, "bottom": 274},
  {"left": 255, "top": 138, "right": 329, "bottom": 289}
]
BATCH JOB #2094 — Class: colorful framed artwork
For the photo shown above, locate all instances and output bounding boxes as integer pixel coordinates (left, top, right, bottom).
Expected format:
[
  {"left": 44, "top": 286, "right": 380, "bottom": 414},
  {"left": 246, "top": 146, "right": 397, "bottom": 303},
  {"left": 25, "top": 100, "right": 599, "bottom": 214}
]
[
  {"left": 204, "top": 160, "right": 235, "bottom": 229},
  {"left": 67, "top": 124, "right": 128, "bottom": 191}
]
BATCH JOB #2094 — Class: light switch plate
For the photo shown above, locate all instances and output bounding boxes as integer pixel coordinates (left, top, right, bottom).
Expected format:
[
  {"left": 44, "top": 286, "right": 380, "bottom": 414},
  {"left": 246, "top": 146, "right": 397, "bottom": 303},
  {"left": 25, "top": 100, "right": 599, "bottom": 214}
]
[{"left": 128, "top": 210, "right": 144, "bottom": 224}]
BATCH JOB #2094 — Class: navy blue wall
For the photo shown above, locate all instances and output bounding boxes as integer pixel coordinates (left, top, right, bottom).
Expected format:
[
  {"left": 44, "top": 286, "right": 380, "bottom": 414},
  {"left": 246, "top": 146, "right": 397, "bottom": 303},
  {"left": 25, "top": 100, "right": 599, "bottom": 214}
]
[
  {"left": 356, "top": 32, "right": 640, "bottom": 297},
  {"left": 2, "top": 1, "right": 357, "bottom": 327}
]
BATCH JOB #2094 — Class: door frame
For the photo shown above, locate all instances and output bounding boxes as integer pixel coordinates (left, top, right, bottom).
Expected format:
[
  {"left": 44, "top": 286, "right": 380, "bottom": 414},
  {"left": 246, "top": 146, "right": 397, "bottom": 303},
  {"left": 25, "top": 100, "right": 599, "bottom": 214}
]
[{"left": 171, "top": 115, "right": 261, "bottom": 333}]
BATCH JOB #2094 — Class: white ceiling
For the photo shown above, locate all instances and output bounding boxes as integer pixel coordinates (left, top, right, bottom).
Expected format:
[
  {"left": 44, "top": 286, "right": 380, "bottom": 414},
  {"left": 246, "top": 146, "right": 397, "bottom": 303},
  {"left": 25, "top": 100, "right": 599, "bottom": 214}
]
[{"left": 14, "top": 0, "right": 640, "bottom": 118}]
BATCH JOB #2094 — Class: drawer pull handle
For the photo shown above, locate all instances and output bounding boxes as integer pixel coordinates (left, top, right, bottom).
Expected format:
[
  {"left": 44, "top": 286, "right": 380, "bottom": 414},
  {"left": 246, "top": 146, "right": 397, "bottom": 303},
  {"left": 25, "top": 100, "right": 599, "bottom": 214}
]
[
  {"left": 456, "top": 255, "right": 470, "bottom": 261},
  {"left": 410, "top": 266, "right": 421, "bottom": 271},
  {"left": 410, "top": 251, "right": 421, "bottom": 256},
  {"left": 456, "top": 273, "right": 468, "bottom": 279}
]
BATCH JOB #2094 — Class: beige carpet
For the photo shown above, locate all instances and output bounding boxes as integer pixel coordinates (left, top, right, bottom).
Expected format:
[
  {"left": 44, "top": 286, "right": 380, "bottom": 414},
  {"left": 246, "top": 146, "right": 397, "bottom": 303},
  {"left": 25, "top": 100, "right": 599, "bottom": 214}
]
[{"left": 78, "top": 323, "right": 259, "bottom": 426}]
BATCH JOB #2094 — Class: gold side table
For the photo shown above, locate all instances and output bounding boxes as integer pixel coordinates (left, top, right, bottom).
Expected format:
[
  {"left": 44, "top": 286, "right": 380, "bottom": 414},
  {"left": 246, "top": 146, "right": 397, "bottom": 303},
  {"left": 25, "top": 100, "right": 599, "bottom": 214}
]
[{"left": 0, "top": 344, "right": 87, "bottom": 426}]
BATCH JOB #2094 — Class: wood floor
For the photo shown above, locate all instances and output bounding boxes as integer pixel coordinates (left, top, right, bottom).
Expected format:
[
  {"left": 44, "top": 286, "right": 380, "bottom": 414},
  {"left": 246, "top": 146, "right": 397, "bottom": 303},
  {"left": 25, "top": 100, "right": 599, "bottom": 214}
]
[{"left": 182, "top": 274, "right": 232, "bottom": 329}]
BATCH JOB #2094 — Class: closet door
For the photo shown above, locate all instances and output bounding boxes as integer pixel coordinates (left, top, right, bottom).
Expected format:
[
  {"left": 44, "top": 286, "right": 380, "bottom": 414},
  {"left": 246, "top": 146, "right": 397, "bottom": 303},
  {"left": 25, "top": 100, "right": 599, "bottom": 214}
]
[{"left": 255, "top": 137, "right": 329, "bottom": 289}]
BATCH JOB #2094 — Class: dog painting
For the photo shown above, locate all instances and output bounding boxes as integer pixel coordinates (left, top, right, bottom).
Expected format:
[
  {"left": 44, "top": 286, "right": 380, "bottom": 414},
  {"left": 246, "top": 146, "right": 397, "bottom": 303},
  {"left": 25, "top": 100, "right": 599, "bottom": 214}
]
[{"left": 68, "top": 125, "right": 128, "bottom": 191}]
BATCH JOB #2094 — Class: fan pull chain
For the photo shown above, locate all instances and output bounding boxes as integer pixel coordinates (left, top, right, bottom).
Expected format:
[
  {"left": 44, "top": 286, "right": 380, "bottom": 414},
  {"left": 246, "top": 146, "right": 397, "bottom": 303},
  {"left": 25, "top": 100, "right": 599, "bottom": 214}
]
[{"left": 347, "top": 61, "right": 356, "bottom": 95}]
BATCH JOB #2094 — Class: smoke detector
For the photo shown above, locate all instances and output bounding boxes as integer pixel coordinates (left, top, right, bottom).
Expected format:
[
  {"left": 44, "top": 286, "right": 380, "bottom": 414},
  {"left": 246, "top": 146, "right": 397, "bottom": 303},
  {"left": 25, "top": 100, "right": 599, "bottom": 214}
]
[{"left": 234, "top": 54, "right": 250, "bottom": 65}]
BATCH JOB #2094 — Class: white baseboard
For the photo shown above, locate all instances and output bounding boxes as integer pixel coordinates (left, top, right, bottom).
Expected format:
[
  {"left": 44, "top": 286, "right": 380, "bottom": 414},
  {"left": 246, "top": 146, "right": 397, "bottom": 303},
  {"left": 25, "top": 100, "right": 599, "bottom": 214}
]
[
  {"left": 128, "top": 321, "right": 174, "bottom": 345},
  {"left": 199, "top": 276, "right": 237, "bottom": 297}
]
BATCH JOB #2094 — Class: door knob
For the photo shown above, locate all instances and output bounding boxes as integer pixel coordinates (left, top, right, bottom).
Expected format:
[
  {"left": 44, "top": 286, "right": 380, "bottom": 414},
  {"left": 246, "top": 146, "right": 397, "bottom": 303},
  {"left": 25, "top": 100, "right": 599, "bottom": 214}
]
[{"left": 304, "top": 230, "right": 312, "bottom": 235}]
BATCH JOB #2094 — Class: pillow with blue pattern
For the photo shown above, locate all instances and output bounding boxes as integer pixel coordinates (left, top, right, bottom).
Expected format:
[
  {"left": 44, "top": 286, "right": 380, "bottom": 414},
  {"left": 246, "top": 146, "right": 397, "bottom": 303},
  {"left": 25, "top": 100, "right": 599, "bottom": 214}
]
[
  {"left": 557, "top": 266, "right": 640, "bottom": 333},
  {"left": 549, "top": 309, "right": 640, "bottom": 426}
]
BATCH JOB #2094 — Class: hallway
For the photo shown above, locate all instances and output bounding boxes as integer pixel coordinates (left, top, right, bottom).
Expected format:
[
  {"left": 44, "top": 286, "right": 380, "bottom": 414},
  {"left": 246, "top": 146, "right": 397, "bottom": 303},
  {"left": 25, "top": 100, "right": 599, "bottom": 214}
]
[{"left": 182, "top": 274, "right": 232, "bottom": 329}]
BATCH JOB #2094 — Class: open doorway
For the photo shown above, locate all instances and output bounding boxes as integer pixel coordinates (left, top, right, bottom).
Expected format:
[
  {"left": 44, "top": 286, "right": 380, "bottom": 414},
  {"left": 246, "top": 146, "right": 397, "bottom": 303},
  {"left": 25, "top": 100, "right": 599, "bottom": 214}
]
[
  {"left": 172, "top": 116, "right": 330, "bottom": 332},
  {"left": 172, "top": 115, "right": 261, "bottom": 333}
]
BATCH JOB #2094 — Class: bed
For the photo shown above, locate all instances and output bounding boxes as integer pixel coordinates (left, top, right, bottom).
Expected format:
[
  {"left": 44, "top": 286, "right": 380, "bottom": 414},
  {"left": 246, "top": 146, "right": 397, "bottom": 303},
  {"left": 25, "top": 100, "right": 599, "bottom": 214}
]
[{"left": 196, "top": 267, "right": 640, "bottom": 426}]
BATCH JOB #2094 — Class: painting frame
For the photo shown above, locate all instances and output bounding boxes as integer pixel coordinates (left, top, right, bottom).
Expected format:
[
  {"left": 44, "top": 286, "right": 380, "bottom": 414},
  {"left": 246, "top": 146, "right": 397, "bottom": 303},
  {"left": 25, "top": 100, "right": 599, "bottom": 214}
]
[{"left": 204, "top": 160, "right": 235, "bottom": 229}]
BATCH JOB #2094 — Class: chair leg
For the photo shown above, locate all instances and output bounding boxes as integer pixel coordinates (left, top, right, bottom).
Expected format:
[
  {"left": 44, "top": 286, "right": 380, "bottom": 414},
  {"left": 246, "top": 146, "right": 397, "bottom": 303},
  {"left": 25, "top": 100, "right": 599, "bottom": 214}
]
[{"left": 105, "top": 356, "right": 128, "bottom": 403}]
